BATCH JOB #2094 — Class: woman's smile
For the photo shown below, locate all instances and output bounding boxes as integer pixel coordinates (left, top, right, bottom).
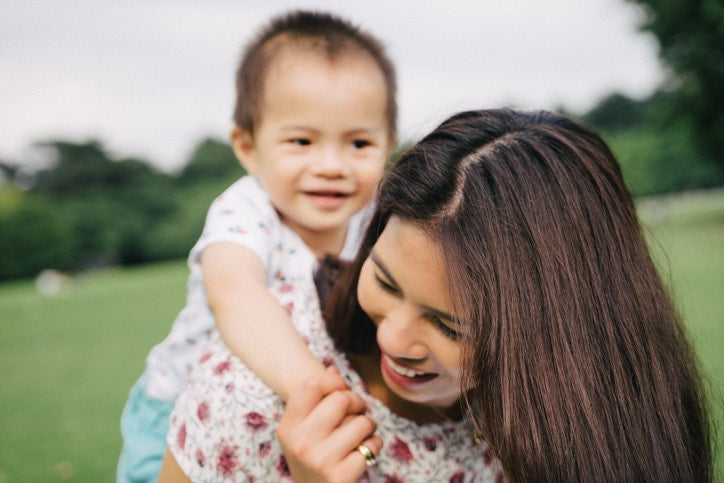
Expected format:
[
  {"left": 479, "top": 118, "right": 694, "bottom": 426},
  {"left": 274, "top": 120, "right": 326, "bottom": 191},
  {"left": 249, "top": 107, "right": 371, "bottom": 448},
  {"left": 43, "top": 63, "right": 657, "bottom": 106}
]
[{"left": 381, "top": 353, "right": 438, "bottom": 387}]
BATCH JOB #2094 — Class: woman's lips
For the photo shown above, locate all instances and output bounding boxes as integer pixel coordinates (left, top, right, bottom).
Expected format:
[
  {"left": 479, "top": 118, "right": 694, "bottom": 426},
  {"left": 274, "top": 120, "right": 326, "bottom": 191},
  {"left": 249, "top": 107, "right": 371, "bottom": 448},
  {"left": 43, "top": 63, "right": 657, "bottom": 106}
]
[{"left": 381, "top": 354, "right": 437, "bottom": 387}]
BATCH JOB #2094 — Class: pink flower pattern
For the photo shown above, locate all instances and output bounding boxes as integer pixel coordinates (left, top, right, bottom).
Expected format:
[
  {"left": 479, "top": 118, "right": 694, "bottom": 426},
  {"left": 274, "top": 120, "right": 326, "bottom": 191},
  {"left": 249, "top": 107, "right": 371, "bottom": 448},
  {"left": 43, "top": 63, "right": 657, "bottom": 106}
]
[
  {"left": 176, "top": 423, "right": 186, "bottom": 450},
  {"left": 259, "top": 441, "right": 271, "bottom": 459},
  {"left": 244, "top": 412, "right": 267, "bottom": 432},
  {"left": 389, "top": 437, "right": 413, "bottom": 463},
  {"left": 276, "top": 454, "right": 290, "bottom": 478},
  {"left": 197, "top": 401, "right": 209, "bottom": 422},
  {"left": 195, "top": 449, "right": 206, "bottom": 467},
  {"left": 213, "top": 359, "right": 232, "bottom": 375},
  {"left": 450, "top": 470, "right": 466, "bottom": 483},
  {"left": 167, "top": 283, "right": 504, "bottom": 481},
  {"left": 216, "top": 444, "right": 239, "bottom": 477}
]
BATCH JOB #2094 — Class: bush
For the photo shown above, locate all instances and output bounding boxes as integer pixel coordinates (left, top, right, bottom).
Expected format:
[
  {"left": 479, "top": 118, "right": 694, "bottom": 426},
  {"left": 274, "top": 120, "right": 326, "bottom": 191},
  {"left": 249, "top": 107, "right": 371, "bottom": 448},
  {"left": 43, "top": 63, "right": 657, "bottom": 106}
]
[
  {"left": 0, "top": 196, "right": 74, "bottom": 279},
  {"left": 603, "top": 120, "right": 724, "bottom": 197}
]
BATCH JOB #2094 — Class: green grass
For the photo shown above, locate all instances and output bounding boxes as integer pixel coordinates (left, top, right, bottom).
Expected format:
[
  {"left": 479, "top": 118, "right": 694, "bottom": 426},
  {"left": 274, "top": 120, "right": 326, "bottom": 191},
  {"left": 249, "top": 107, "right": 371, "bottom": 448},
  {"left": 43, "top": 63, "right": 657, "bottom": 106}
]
[
  {"left": 0, "top": 261, "right": 188, "bottom": 482},
  {"left": 1, "top": 190, "right": 722, "bottom": 482}
]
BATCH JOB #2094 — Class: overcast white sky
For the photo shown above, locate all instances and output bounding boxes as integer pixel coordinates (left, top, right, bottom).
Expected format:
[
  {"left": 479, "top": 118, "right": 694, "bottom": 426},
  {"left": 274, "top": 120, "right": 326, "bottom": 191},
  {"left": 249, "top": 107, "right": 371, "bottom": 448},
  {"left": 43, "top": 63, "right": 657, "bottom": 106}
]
[{"left": 1, "top": 0, "right": 663, "bottom": 172}]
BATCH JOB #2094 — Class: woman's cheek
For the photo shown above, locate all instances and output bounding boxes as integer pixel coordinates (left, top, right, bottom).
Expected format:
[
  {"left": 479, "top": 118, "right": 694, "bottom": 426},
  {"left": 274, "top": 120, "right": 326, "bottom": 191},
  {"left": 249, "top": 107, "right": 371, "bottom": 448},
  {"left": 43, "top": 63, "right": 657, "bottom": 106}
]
[{"left": 356, "top": 260, "right": 383, "bottom": 325}]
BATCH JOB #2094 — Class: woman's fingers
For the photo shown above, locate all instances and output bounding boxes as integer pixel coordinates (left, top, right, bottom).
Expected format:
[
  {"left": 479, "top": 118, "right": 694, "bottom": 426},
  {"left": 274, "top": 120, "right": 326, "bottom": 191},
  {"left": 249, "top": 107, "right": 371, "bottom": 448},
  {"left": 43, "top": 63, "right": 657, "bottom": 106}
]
[
  {"left": 279, "top": 367, "right": 367, "bottom": 461},
  {"left": 278, "top": 366, "right": 382, "bottom": 483},
  {"left": 355, "top": 435, "right": 384, "bottom": 467},
  {"left": 280, "top": 415, "right": 381, "bottom": 483},
  {"left": 280, "top": 388, "right": 368, "bottom": 458},
  {"left": 337, "top": 435, "right": 384, "bottom": 479},
  {"left": 309, "top": 411, "right": 377, "bottom": 464}
]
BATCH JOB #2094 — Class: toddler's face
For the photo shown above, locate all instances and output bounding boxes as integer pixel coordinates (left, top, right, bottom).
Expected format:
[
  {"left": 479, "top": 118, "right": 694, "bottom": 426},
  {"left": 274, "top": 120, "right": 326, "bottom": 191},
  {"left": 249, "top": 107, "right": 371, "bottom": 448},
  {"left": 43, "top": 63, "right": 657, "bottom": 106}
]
[{"left": 235, "top": 49, "right": 391, "bottom": 253}]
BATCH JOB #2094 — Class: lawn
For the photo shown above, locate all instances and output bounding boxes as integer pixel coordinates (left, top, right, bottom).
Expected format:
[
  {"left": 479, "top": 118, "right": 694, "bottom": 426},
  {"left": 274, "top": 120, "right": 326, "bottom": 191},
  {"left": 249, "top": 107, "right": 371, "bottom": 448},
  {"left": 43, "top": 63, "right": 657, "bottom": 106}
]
[{"left": 0, "top": 189, "right": 722, "bottom": 481}]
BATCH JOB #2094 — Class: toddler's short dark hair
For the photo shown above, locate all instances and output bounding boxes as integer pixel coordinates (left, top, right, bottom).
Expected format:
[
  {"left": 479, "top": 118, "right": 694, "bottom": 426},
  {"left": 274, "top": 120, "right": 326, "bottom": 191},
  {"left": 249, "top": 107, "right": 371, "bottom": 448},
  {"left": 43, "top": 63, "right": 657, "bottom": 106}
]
[{"left": 233, "top": 10, "right": 397, "bottom": 139}]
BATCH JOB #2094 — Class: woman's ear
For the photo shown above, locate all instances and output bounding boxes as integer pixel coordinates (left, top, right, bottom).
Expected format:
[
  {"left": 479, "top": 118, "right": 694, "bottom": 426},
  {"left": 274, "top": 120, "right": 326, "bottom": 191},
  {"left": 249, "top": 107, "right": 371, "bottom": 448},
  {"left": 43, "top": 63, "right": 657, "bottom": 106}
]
[{"left": 230, "top": 126, "right": 257, "bottom": 174}]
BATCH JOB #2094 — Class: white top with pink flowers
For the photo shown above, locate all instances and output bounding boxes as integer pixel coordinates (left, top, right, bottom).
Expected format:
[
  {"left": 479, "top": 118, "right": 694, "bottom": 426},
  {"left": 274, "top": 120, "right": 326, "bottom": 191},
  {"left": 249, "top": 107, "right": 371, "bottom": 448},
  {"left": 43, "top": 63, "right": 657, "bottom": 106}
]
[
  {"left": 167, "top": 279, "right": 504, "bottom": 482},
  {"left": 144, "top": 176, "right": 370, "bottom": 401}
]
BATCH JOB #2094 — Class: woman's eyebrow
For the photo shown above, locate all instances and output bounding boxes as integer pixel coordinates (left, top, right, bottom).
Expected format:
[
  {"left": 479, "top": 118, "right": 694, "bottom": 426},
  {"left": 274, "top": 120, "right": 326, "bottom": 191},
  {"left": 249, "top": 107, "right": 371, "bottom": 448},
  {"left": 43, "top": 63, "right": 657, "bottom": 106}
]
[{"left": 370, "top": 251, "right": 398, "bottom": 287}]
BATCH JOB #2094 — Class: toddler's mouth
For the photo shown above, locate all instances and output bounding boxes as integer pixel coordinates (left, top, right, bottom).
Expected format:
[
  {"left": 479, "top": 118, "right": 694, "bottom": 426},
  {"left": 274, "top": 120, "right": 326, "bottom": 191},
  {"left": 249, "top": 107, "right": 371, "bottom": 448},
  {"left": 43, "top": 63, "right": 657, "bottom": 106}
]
[
  {"left": 304, "top": 190, "right": 351, "bottom": 211},
  {"left": 305, "top": 190, "right": 348, "bottom": 198}
]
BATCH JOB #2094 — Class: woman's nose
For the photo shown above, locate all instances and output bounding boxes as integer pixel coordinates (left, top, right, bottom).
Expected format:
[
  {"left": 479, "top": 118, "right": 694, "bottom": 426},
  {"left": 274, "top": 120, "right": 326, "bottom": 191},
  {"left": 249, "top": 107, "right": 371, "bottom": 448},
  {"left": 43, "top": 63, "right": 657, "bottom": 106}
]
[{"left": 377, "top": 304, "right": 428, "bottom": 360}]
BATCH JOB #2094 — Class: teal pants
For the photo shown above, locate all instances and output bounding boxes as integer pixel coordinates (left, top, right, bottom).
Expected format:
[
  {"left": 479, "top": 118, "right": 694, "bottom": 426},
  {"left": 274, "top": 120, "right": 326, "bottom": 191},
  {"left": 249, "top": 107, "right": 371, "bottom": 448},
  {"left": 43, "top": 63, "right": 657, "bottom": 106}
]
[{"left": 117, "top": 373, "right": 174, "bottom": 483}]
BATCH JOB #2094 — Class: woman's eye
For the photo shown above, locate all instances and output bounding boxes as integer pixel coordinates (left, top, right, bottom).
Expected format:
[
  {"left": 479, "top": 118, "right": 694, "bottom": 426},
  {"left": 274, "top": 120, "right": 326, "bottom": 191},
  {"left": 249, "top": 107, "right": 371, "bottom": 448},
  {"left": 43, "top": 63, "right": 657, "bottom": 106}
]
[
  {"left": 374, "top": 274, "right": 399, "bottom": 295},
  {"left": 351, "top": 139, "right": 371, "bottom": 149},
  {"left": 427, "top": 314, "right": 460, "bottom": 341}
]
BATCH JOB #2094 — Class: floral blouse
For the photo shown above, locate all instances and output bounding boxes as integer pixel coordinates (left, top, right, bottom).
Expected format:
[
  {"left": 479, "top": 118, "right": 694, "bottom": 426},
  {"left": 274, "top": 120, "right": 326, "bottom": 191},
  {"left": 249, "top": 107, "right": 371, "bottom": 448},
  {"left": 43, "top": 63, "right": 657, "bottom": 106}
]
[{"left": 167, "top": 280, "right": 504, "bottom": 482}]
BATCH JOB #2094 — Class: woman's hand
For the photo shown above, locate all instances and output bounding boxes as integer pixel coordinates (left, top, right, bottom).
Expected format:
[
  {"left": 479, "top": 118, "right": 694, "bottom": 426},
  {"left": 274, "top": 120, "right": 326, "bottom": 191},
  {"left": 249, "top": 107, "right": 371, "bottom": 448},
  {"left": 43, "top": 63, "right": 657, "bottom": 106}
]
[{"left": 277, "top": 366, "right": 382, "bottom": 482}]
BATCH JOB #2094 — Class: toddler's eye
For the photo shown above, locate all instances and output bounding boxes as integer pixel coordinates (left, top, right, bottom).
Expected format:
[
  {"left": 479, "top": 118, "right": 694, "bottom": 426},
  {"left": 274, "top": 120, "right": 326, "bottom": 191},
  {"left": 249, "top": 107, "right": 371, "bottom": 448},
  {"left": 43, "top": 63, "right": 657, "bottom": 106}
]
[
  {"left": 291, "top": 138, "right": 311, "bottom": 146},
  {"left": 351, "top": 139, "right": 371, "bottom": 149}
]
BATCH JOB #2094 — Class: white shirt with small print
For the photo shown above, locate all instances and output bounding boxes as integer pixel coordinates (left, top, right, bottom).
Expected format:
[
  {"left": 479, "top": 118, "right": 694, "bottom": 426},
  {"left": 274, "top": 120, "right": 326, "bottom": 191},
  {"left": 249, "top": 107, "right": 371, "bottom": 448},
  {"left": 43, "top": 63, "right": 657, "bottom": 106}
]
[{"left": 144, "top": 175, "right": 370, "bottom": 401}]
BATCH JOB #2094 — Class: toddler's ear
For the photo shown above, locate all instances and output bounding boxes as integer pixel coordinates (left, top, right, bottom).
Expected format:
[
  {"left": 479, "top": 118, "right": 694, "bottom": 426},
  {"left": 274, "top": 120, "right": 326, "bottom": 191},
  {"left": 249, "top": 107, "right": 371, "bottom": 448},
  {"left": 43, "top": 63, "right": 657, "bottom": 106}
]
[{"left": 230, "top": 126, "right": 257, "bottom": 174}]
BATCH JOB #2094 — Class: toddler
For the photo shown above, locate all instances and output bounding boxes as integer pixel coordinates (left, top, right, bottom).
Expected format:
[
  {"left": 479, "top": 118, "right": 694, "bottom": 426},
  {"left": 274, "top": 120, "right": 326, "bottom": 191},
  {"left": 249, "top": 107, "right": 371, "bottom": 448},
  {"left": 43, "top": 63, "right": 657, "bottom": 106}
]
[{"left": 117, "top": 10, "right": 396, "bottom": 482}]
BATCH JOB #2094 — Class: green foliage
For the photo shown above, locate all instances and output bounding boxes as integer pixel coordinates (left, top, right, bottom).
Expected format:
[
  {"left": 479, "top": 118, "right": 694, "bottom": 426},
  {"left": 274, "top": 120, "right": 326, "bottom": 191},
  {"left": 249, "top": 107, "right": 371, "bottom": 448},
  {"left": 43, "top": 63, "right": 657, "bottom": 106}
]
[
  {"left": 0, "top": 138, "right": 241, "bottom": 280},
  {"left": 0, "top": 195, "right": 75, "bottom": 278},
  {"left": 178, "top": 137, "right": 245, "bottom": 183},
  {"left": 580, "top": 92, "right": 646, "bottom": 131},
  {"left": 31, "top": 141, "right": 167, "bottom": 196},
  {"left": 579, "top": 89, "right": 724, "bottom": 197},
  {"left": 603, "top": 118, "right": 724, "bottom": 196},
  {"left": 624, "top": 0, "right": 724, "bottom": 163}
]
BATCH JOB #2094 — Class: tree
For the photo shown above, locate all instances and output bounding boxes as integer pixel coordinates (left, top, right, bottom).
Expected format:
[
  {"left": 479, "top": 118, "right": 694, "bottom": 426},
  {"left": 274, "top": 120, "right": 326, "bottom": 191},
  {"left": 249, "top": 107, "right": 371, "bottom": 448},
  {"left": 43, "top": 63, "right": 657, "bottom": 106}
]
[
  {"left": 580, "top": 93, "right": 646, "bottom": 132},
  {"left": 178, "top": 137, "right": 244, "bottom": 183},
  {"left": 624, "top": 0, "right": 724, "bottom": 163},
  {"left": 0, "top": 196, "right": 74, "bottom": 279},
  {"left": 28, "top": 140, "right": 171, "bottom": 196}
]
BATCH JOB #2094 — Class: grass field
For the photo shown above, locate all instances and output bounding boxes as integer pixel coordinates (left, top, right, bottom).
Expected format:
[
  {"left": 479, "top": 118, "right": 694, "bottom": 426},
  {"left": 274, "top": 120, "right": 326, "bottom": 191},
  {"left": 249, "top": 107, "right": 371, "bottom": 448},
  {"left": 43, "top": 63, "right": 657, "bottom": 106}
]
[{"left": 1, "top": 189, "right": 722, "bottom": 482}]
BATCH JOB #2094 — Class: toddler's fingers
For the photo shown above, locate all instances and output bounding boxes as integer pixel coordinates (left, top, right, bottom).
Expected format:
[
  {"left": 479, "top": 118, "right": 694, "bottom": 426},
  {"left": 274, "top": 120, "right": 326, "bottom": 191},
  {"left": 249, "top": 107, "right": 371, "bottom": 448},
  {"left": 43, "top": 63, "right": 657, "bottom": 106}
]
[{"left": 284, "top": 368, "right": 348, "bottom": 421}]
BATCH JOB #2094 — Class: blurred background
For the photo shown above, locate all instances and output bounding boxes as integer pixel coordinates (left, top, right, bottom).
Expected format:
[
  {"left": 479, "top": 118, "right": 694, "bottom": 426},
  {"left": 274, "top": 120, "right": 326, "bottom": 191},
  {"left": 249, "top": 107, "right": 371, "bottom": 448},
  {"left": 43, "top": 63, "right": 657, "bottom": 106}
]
[{"left": 1, "top": 0, "right": 722, "bottom": 480}]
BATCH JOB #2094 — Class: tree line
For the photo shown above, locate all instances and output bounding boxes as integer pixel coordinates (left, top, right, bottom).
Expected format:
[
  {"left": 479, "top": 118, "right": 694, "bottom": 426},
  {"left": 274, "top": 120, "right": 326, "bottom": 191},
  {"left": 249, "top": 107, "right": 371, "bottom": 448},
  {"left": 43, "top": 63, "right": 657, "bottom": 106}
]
[{"left": 0, "top": 139, "right": 244, "bottom": 280}]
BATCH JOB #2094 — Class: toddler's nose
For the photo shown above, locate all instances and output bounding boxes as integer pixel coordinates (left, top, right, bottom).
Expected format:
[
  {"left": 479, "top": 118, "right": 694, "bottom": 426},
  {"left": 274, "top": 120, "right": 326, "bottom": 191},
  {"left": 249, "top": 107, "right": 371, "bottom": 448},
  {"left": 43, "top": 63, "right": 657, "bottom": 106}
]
[{"left": 313, "top": 147, "right": 348, "bottom": 177}]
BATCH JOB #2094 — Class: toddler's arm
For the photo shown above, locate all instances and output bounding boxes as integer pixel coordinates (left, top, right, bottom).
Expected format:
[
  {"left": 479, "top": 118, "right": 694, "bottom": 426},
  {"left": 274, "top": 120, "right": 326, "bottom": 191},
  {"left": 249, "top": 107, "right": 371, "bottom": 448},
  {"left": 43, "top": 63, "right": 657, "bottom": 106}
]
[{"left": 202, "top": 241, "right": 327, "bottom": 402}]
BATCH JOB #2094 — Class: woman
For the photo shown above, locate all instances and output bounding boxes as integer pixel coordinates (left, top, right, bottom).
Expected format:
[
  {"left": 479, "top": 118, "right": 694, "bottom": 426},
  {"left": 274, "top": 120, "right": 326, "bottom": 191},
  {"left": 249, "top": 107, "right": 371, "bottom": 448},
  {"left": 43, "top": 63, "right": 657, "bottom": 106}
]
[{"left": 160, "top": 109, "right": 711, "bottom": 482}]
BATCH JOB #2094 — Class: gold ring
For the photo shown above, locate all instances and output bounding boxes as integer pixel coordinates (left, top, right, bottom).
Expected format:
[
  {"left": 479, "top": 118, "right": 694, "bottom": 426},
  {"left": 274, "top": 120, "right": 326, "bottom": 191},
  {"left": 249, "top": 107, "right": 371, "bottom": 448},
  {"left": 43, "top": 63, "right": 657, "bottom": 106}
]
[{"left": 357, "top": 444, "right": 377, "bottom": 467}]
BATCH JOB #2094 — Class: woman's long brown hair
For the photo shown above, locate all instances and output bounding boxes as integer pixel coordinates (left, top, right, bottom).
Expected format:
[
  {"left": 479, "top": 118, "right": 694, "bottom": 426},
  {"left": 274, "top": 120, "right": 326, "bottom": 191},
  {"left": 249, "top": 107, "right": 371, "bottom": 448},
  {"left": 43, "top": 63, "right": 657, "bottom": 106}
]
[{"left": 319, "top": 109, "right": 711, "bottom": 481}]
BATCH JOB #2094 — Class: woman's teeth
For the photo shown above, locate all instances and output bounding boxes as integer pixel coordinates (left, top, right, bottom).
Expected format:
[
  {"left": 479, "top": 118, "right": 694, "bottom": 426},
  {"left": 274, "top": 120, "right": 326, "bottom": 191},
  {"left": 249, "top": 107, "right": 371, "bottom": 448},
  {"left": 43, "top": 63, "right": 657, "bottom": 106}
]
[{"left": 386, "top": 356, "right": 427, "bottom": 378}]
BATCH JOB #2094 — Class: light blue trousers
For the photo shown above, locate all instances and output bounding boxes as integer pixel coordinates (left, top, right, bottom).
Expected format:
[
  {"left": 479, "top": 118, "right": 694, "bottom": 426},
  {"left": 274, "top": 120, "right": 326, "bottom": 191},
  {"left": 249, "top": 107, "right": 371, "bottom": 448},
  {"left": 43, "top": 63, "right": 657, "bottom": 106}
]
[{"left": 117, "top": 373, "right": 174, "bottom": 483}]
